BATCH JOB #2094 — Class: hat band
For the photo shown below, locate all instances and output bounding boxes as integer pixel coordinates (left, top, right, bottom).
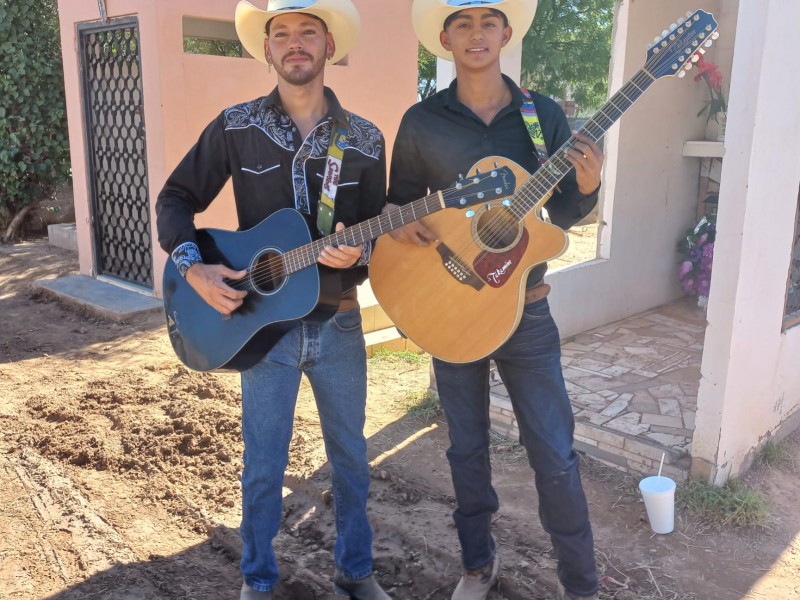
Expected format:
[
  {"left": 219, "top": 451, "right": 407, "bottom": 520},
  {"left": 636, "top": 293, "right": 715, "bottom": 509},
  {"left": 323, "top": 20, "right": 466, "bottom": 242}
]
[
  {"left": 267, "top": 0, "right": 319, "bottom": 11},
  {"left": 446, "top": 0, "right": 504, "bottom": 6}
]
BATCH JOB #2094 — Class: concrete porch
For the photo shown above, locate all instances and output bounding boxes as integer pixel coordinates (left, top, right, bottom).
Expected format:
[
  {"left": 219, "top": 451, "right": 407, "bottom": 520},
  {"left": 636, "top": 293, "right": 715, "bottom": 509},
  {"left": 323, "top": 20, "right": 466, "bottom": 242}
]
[{"left": 490, "top": 297, "right": 704, "bottom": 481}]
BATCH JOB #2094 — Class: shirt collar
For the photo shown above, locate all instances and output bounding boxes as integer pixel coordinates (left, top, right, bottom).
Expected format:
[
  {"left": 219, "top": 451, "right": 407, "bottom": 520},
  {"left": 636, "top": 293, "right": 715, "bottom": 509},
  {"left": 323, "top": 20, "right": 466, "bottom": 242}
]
[
  {"left": 443, "top": 74, "right": 525, "bottom": 113},
  {"left": 262, "top": 86, "right": 348, "bottom": 124}
]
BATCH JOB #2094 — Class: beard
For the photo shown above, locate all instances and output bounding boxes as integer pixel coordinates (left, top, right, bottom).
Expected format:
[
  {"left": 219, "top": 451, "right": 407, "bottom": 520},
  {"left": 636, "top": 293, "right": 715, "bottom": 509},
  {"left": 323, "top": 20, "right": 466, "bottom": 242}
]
[{"left": 274, "top": 51, "right": 326, "bottom": 86}]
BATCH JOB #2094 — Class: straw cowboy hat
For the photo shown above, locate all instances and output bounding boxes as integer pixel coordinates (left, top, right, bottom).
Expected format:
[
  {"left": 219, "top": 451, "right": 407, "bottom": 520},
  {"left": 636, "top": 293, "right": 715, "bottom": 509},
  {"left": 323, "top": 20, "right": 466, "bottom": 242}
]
[
  {"left": 235, "top": 0, "right": 361, "bottom": 65},
  {"left": 412, "top": 0, "right": 537, "bottom": 61}
]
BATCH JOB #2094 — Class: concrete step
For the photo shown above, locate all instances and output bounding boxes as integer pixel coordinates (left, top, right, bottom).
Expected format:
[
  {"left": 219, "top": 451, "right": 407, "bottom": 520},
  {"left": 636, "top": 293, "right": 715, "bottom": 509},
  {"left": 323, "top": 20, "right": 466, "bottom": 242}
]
[{"left": 47, "top": 223, "right": 78, "bottom": 252}]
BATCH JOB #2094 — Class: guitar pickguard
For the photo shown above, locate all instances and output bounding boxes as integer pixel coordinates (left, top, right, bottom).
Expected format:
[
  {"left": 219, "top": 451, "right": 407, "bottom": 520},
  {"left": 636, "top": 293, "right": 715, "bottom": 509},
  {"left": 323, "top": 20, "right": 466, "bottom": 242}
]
[{"left": 473, "top": 228, "right": 529, "bottom": 288}]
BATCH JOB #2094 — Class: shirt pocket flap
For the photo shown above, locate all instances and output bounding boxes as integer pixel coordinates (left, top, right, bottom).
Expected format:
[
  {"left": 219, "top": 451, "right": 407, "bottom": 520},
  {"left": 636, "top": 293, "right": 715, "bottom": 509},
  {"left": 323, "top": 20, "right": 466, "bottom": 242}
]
[{"left": 241, "top": 160, "right": 280, "bottom": 175}]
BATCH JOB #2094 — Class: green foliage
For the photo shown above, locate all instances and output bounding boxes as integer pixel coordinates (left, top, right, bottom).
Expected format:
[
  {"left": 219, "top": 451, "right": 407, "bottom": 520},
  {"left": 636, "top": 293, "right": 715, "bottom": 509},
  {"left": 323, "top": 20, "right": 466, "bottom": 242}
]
[
  {"left": 756, "top": 439, "right": 794, "bottom": 470},
  {"left": 183, "top": 37, "right": 243, "bottom": 58},
  {"left": 521, "top": 0, "right": 615, "bottom": 113},
  {"left": 368, "top": 346, "right": 428, "bottom": 365},
  {"left": 418, "top": 44, "right": 437, "bottom": 100},
  {"left": 0, "top": 0, "right": 71, "bottom": 237},
  {"left": 677, "top": 478, "right": 770, "bottom": 528}
]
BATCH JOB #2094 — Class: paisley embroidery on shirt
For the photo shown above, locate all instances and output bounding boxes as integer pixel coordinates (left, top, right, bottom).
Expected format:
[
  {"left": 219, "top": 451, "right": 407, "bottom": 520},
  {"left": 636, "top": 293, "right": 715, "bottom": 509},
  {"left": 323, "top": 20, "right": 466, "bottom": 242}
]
[{"left": 224, "top": 99, "right": 294, "bottom": 151}]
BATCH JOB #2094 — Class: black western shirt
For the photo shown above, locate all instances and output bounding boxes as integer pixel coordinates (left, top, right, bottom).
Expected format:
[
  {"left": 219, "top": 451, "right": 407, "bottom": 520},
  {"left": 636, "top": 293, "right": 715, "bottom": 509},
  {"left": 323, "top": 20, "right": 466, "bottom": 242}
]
[
  {"left": 156, "top": 86, "right": 387, "bottom": 292},
  {"left": 387, "top": 75, "right": 598, "bottom": 289}
]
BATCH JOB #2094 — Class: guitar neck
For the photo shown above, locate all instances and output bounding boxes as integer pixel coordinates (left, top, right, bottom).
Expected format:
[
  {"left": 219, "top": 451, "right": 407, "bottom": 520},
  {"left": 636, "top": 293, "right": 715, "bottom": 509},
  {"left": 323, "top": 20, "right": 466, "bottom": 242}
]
[
  {"left": 511, "top": 68, "right": 656, "bottom": 218},
  {"left": 281, "top": 193, "right": 443, "bottom": 275}
]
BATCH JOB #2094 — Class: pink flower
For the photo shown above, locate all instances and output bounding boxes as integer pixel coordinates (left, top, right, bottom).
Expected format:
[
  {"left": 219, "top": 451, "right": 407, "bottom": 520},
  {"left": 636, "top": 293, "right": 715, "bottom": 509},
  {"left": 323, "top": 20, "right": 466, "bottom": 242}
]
[
  {"left": 681, "top": 276, "right": 696, "bottom": 295},
  {"left": 697, "top": 274, "right": 711, "bottom": 297}
]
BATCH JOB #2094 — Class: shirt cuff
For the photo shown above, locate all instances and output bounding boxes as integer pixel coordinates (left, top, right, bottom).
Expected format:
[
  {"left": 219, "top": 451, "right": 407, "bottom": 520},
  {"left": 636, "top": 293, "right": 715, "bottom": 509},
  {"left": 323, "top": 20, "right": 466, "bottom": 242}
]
[
  {"left": 172, "top": 242, "right": 203, "bottom": 278},
  {"left": 355, "top": 241, "right": 372, "bottom": 266}
]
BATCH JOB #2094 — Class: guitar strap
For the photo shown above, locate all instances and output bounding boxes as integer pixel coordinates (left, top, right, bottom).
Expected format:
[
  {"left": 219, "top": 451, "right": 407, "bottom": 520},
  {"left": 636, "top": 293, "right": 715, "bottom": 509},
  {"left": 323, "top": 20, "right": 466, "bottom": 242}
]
[
  {"left": 520, "top": 88, "right": 549, "bottom": 165},
  {"left": 317, "top": 116, "right": 350, "bottom": 236}
]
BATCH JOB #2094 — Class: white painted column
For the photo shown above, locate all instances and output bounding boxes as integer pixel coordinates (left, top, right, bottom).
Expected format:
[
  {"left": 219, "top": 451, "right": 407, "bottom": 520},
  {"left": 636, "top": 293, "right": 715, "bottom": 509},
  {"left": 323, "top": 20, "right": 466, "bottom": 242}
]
[{"left": 692, "top": 0, "right": 800, "bottom": 483}]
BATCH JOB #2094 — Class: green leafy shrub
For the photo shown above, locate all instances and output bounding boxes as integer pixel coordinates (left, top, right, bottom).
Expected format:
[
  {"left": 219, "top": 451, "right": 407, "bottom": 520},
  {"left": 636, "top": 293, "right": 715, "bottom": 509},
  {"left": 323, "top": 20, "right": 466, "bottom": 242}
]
[{"left": 0, "top": 0, "right": 71, "bottom": 241}]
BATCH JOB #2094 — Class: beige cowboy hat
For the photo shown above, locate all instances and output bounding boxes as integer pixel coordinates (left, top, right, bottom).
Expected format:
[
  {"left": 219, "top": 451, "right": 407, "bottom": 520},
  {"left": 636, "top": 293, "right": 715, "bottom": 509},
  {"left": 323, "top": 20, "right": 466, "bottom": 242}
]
[
  {"left": 235, "top": 0, "right": 361, "bottom": 65},
  {"left": 412, "top": 0, "right": 537, "bottom": 61}
]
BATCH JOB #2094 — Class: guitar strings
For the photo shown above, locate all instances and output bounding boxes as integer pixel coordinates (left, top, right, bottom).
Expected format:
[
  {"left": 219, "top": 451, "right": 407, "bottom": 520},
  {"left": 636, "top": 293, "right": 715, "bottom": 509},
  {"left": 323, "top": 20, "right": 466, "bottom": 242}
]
[
  {"left": 222, "top": 182, "right": 495, "bottom": 292},
  {"left": 442, "top": 24, "right": 692, "bottom": 269},
  {"left": 442, "top": 69, "right": 654, "bottom": 266}
]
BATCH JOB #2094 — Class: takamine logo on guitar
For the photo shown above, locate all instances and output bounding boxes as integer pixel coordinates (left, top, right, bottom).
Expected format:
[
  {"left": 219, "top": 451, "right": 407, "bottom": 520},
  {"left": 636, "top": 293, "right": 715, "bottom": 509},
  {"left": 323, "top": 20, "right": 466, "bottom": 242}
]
[{"left": 487, "top": 260, "right": 513, "bottom": 285}]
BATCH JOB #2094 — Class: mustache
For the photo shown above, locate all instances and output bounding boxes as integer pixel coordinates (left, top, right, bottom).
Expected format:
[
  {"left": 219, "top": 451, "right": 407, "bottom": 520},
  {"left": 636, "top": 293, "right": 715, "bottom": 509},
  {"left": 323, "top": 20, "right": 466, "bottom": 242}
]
[{"left": 282, "top": 51, "right": 313, "bottom": 64}]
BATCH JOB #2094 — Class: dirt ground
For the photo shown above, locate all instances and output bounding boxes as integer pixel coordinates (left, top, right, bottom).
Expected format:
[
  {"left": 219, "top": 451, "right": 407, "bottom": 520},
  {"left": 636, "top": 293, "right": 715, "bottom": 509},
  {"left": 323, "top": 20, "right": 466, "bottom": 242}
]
[{"left": 1, "top": 238, "right": 799, "bottom": 600}]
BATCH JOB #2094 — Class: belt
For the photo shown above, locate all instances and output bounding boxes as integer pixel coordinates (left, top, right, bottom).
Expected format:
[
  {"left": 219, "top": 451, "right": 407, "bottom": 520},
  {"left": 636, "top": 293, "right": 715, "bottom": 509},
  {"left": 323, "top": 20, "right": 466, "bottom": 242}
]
[
  {"left": 524, "top": 282, "right": 551, "bottom": 305},
  {"left": 338, "top": 288, "right": 359, "bottom": 312}
]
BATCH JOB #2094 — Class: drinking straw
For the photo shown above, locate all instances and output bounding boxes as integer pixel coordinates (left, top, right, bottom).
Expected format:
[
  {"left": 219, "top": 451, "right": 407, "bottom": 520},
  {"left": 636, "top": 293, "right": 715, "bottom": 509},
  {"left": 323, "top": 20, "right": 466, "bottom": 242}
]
[{"left": 657, "top": 451, "right": 666, "bottom": 478}]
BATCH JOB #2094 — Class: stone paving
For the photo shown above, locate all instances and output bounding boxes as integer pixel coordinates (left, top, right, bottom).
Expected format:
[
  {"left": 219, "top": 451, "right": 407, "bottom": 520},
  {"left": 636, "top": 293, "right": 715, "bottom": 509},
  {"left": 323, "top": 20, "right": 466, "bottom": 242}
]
[{"left": 489, "top": 296, "right": 706, "bottom": 481}]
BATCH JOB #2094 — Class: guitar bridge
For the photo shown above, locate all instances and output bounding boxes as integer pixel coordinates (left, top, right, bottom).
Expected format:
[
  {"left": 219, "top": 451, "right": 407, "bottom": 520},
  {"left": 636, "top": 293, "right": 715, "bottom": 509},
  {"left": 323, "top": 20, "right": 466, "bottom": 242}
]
[{"left": 436, "top": 243, "right": 485, "bottom": 291}]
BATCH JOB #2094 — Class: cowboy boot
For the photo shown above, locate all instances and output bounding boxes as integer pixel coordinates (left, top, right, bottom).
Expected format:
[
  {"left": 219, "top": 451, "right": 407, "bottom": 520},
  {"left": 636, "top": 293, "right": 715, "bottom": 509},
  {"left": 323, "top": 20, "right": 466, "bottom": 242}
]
[
  {"left": 451, "top": 556, "right": 499, "bottom": 600},
  {"left": 333, "top": 570, "right": 391, "bottom": 599}
]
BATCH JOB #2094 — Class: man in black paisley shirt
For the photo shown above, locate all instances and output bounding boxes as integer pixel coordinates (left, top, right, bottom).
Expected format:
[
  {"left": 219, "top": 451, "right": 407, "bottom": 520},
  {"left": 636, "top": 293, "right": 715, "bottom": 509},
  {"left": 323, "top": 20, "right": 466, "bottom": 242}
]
[{"left": 156, "top": 2, "right": 389, "bottom": 599}]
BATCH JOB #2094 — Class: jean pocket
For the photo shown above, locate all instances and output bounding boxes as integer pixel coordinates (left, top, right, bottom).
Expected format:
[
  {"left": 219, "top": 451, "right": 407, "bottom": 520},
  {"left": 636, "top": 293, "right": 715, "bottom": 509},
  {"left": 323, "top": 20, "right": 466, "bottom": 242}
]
[
  {"left": 521, "top": 298, "right": 550, "bottom": 321},
  {"left": 331, "top": 307, "right": 363, "bottom": 332}
]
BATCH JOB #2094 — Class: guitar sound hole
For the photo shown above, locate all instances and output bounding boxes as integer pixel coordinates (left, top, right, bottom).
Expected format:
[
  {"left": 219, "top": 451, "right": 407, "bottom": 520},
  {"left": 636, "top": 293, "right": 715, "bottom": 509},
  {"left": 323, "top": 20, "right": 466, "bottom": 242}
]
[
  {"left": 474, "top": 205, "right": 522, "bottom": 251},
  {"left": 251, "top": 250, "right": 285, "bottom": 295}
]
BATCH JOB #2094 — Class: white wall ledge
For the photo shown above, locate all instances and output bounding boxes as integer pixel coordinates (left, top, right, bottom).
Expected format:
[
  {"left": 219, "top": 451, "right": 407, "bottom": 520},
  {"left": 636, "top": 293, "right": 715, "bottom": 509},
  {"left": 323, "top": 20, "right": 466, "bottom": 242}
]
[{"left": 683, "top": 140, "right": 726, "bottom": 158}]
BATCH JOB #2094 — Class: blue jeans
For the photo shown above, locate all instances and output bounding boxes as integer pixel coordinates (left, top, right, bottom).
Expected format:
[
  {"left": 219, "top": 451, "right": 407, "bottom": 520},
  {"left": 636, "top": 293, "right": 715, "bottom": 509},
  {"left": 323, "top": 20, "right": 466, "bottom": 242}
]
[
  {"left": 433, "top": 298, "right": 598, "bottom": 597},
  {"left": 239, "top": 308, "right": 373, "bottom": 592}
]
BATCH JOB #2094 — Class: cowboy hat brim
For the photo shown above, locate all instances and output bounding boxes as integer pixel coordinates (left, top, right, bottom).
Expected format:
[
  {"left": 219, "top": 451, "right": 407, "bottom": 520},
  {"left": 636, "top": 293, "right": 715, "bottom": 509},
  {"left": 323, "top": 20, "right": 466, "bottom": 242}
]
[
  {"left": 412, "top": 0, "right": 537, "bottom": 61},
  {"left": 235, "top": 0, "right": 361, "bottom": 65}
]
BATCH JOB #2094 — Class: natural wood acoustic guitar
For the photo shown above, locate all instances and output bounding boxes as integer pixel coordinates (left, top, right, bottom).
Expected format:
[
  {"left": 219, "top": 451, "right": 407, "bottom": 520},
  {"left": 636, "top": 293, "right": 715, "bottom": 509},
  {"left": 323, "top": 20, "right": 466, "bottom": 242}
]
[{"left": 369, "top": 9, "right": 719, "bottom": 363}]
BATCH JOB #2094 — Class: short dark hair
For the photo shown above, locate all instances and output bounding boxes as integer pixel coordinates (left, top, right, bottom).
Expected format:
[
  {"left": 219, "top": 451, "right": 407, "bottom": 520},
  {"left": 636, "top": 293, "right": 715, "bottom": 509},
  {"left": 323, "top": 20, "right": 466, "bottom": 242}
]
[
  {"left": 443, "top": 8, "right": 509, "bottom": 31},
  {"left": 265, "top": 12, "right": 328, "bottom": 36}
]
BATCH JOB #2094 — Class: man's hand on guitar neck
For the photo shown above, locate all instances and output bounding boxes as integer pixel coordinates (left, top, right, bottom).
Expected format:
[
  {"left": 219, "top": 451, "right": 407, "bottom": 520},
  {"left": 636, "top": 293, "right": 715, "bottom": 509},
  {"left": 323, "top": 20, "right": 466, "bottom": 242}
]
[
  {"left": 319, "top": 222, "right": 363, "bottom": 268},
  {"left": 382, "top": 203, "right": 439, "bottom": 246},
  {"left": 185, "top": 263, "right": 248, "bottom": 316}
]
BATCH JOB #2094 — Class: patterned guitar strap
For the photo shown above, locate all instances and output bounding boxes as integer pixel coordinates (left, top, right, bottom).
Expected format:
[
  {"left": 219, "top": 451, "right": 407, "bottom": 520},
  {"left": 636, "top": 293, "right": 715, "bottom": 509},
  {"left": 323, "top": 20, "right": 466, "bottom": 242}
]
[
  {"left": 520, "top": 88, "right": 549, "bottom": 166},
  {"left": 317, "top": 116, "right": 350, "bottom": 236}
]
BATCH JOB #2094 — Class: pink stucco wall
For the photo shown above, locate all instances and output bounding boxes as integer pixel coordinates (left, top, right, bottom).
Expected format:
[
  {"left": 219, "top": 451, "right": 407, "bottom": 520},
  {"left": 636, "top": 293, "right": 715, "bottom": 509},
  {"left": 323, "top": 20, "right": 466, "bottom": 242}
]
[{"left": 56, "top": 0, "right": 418, "bottom": 296}]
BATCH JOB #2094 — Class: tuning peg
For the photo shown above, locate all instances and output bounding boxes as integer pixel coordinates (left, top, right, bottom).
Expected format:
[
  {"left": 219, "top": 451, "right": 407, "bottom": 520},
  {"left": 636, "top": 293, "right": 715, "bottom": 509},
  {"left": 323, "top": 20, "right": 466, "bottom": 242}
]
[
  {"left": 670, "top": 23, "right": 678, "bottom": 32},
  {"left": 691, "top": 54, "right": 700, "bottom": 62},
  {"left": 678, "top": 70, "right": 687, "bottom": 78},
  {"left": 653, "top": 35, "right": 661, "bottom": 43},
  {"left": 698, "top": 47, "right": 706, "bottom": 55},
  {"left": 686, "top": 10, "right": 693, "bottom": 17},
  {"left": 684, "top": 62, "right": 693, "bottom": 70},
  {"left": 704, "top": 40, "right": 714, "bottom": 48},
  {"left": 493, "top": 161, "right": 499, "bottom": 168},
  {"left": 458, "top": 173, "right": 464, "bottom": 180},
  {"left": 711, "top": 31, "right": 720, "bottom": 40}
]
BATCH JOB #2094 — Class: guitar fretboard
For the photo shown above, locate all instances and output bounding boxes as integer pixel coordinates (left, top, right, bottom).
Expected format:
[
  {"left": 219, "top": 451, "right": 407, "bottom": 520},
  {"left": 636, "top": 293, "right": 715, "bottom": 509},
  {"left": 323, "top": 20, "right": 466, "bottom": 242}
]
[
  {"left": 280, "top": 193, "right": 442, "bottom": 275},
  {"left": 510, "top": 68, "right": 656, "bottom": 219}
]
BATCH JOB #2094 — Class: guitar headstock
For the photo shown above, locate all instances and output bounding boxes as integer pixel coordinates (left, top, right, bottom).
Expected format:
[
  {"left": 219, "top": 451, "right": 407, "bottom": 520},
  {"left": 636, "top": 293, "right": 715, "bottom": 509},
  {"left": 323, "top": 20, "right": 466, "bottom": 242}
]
[
  {"left": 645, "top": 9, "right": 719, "bottom": 80},
  {"left": 441, "top": 165, "right": 516, "bottom": 209}
]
